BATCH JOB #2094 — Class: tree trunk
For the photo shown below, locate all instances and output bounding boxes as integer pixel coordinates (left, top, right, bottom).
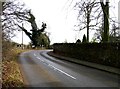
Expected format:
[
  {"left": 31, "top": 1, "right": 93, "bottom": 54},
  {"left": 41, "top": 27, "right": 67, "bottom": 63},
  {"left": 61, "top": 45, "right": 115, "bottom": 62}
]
[
  {"left": 104, "top": 2, "right": 109, "bottom": 42},
  {"left": 86, "top": 5, "right": 90, "bottom": 42},
  {"left": 100, "top": 1, "right": 109, "bottom": 42}
]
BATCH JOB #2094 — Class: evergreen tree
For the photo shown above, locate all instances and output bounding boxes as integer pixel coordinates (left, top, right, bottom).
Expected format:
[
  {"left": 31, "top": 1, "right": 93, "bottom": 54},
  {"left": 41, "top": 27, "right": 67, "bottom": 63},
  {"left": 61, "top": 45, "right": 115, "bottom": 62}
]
[{"left": 82, "top": 34, "right": 87, "bottom": 43}]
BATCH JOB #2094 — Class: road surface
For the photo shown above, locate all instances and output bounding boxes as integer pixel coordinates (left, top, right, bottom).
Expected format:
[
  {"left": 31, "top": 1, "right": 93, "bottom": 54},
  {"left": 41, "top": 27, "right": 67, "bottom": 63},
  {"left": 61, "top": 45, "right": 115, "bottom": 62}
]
[{"left": 19, "top": 50, "right": 119, "bottom": 88}]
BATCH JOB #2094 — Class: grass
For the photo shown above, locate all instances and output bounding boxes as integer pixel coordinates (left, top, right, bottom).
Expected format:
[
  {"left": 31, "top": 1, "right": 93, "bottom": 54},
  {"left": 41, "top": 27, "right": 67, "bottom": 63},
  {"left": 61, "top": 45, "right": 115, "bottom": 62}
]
[{"left": 2, "top": 48, "right": 30, "bottom": 87}]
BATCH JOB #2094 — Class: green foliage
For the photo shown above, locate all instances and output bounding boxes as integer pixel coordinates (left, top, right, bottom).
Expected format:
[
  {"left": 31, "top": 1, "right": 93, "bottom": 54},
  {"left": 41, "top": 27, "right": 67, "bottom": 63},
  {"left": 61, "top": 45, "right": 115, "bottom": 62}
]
[
  {"left": 17, "top": 11, "right": 49, "bottom": 48},
  {"left": 37, "top": 33, "right": 50, "bottom": 47}
]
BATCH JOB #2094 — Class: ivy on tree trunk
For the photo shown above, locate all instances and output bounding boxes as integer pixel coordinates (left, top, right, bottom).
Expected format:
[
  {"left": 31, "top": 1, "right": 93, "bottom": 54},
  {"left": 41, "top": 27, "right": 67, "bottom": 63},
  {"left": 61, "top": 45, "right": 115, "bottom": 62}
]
[{"left": 18, "top": 11, "right": 47, "bottom": 48}]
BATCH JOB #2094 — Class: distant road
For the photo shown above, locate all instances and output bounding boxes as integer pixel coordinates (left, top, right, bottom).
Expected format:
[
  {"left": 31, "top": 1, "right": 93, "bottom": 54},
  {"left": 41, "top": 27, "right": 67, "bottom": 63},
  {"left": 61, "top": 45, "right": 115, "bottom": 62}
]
[{"left": 19, "top": 50, "right": 119, "bottom": 87}]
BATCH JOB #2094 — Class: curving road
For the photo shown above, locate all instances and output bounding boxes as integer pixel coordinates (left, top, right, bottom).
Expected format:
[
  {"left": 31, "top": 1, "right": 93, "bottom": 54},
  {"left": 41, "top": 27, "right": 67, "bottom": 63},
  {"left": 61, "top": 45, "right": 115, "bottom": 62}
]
[{"left": 19, "top": 50, "right": 119, "bottom": 88}]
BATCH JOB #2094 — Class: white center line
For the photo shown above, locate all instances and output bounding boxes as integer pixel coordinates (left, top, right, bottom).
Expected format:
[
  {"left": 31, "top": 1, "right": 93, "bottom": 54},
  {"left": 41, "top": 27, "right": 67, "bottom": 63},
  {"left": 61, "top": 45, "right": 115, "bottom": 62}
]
[
  {"left": 36, "top": 54, "right": 76, "bottom": 80},
  {"left": 48, "top": 64, "right": 76, "bottom": 80},
  {"left": 34, "top": 54, "right": 36, "bottom": 56},
  {"left": 36, "top": 57, "right": 45, "bottom": 62}
]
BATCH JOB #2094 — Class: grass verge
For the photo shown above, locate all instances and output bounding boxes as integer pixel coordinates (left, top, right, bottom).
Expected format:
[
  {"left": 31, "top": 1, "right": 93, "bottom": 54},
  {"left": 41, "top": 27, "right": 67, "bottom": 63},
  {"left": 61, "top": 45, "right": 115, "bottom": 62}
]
[{"left": 2, "top": 48, "right": 30, "bottom": 87}]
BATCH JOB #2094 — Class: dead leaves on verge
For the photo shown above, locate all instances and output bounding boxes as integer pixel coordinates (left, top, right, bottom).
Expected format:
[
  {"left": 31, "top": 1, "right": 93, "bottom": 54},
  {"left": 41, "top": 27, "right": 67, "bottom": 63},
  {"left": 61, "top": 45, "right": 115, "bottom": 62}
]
[{"left": 2, "top": 48, "right": 25, "bottom": 87}]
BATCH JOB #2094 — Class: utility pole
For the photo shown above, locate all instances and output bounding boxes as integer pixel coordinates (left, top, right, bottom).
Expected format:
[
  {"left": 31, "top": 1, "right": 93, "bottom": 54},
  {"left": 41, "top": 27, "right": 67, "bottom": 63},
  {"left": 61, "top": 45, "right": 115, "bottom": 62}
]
[{"left": 22, "top": 23, "right": 24, "bottom": 49}]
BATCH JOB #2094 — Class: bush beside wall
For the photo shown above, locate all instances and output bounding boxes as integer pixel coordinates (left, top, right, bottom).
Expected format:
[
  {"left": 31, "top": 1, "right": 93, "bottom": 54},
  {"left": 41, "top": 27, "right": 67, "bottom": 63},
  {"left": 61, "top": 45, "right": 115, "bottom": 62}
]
[{"left": 53, "top": 43, "right": 120, "bottom": 68}]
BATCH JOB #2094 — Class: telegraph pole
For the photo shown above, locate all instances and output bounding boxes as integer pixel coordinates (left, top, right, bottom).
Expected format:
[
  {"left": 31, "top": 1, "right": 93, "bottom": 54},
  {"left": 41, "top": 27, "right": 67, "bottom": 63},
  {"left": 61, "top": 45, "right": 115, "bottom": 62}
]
[{"left": 22, "top": 23, "right": 24, "bottom": 49}]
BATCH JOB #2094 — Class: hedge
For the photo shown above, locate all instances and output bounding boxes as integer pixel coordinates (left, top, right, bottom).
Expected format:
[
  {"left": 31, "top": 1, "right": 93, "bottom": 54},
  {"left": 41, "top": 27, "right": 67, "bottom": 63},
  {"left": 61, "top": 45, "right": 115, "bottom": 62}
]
[{"left": 53, "top": 43, "right": 120, "bottom": 68}]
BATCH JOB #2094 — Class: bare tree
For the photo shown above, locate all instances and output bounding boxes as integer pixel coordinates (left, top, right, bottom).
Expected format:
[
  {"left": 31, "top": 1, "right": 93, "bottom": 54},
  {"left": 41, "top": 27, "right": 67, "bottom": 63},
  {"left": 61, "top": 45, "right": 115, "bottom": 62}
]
[
  {"left": 74, "top": 0, "right": 102, "bottom": 42},
  {"left": 93, "top": 18, "right": 120, "bottom": 42},
  {"left": 93, "top": 17, "right": 104, "bottom": 42},
  {"left": 92, "top": 0, "right": 120, "bottom": 43},
  {"left": 2, "top": 0, "right": 30, "bottom": 38}
]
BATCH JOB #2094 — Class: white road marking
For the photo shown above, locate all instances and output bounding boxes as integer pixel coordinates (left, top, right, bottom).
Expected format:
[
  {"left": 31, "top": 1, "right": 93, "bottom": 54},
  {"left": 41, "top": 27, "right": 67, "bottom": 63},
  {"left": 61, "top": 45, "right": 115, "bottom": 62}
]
[
  {"left": 34, "top": 54, "right": 36, "bottom": 56},
  {"left": 35, "top": 53, "right": 76, "bottom": 80},
  {"left": 36, "top": 57, "right": 40, "bottom": 59},
  {"left": 36, "top": 57, "right": 45, "bottom": 62},
  {"left": 48, "top": 64, "right": 76, "bottom": 80}
]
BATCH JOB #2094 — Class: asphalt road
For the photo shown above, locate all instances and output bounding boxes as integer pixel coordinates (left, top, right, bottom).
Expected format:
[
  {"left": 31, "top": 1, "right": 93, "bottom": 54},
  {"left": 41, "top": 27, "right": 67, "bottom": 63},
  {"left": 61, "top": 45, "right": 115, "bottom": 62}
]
[{"left": 19, "top": 50, "right": 119, "bottom": 88}]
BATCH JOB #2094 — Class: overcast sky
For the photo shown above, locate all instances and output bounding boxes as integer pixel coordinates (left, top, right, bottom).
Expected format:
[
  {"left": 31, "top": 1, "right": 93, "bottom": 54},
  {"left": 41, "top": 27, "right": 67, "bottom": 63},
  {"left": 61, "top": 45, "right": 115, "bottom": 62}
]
[{"left": 12, "top": 0, "right": 120, "bottom": 44}]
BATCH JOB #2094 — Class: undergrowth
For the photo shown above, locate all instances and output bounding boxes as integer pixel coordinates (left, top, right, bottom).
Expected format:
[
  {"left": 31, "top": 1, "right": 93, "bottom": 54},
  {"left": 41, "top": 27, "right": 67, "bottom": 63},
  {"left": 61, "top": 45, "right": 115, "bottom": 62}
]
[{"left": 2, "top": 48, "right": 28, "bottom": 87}]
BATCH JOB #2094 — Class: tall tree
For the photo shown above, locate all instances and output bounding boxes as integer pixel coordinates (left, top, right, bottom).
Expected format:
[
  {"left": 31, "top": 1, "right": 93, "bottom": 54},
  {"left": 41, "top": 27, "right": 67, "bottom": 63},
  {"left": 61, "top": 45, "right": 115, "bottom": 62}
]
[
  {"left": 75, "top": 0, "right": 102, "bottom": 42},
  {"left": 93, "top": 19, "right": 120, "bottom": 42},
  {"left": 93, "top": 0, "right": 119, "bottom": 43},
  {"left": 2, "top": 0, "right": 49, "bottom": 48},
  {"left": 18, "top": 11, "right": 47, "bottom": 48}
]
